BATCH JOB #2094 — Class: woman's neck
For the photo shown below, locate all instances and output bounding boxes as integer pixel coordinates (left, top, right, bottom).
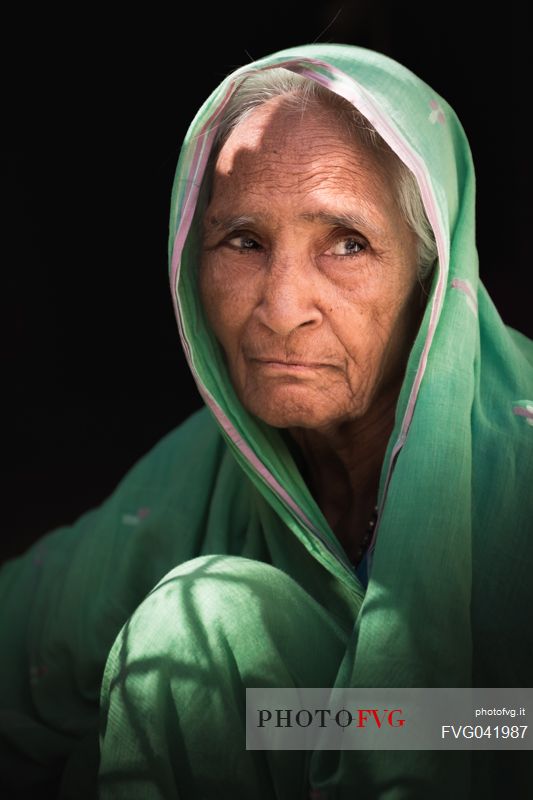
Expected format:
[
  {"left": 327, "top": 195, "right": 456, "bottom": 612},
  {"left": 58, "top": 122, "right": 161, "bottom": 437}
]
[{"left": 287, "top": 380, "right": 399, "bottom": 533}]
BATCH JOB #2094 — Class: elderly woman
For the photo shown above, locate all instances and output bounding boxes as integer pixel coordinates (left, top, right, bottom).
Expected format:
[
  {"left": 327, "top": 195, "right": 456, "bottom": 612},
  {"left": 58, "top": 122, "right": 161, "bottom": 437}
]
[{"left": 1, "top": 44, "right": 532, "bottom": 799}]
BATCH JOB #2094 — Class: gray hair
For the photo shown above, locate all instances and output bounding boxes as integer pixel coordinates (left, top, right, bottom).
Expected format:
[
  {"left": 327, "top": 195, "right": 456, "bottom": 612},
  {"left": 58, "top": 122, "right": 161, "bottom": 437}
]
[{"left": 203, "top": 68, "right": 437, "bottom": 283}]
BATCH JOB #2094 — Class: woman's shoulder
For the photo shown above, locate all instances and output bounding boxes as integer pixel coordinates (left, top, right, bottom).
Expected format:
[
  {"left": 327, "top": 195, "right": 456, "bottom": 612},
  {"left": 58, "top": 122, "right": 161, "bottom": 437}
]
[
  {"left": 0, "top": 405, "right": 228, "bottom": 576},
  {"left": 505, "top": 324, "right": 533, "bottom": 368},
  {"left": 477, "top": 284, "right": 533, "bottom": 393},
  {"left": 113, "top": 405, "right": 225, "bottom": 493}
]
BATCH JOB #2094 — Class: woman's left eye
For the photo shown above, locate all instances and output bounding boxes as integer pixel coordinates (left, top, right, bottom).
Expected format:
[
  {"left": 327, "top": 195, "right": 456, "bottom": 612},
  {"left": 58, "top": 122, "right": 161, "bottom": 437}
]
[{"left": 325, "top": 238, "right": 365, "bottom": 257}]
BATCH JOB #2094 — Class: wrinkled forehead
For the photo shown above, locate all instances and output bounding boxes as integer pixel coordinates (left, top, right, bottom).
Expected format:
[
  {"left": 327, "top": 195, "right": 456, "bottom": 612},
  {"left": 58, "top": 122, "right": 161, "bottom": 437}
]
[
  {"left": 215, "top": 94, "right": 382, "bottom": 170},
  {"left": 204, "top": 96, "right": 399, "bottom": 224}
]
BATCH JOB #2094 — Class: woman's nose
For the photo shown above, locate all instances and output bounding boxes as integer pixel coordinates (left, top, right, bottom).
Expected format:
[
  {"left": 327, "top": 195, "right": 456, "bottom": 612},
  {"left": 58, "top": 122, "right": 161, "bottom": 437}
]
[{"left": 253, "top": 256, "right": 323, "bottom": 336}]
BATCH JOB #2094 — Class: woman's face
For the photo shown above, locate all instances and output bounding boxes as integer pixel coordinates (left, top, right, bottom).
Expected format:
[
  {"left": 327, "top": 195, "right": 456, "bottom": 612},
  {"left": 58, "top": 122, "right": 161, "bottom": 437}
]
[{"left": 200, "top": 95, "right": 423, "bottom": 431}]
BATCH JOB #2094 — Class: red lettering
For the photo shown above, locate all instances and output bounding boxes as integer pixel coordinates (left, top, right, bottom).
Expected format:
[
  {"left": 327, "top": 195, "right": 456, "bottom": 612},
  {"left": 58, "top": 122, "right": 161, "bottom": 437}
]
[
  {"left": 371, "top": 709, "right": 388, "bottom": 728},
  {"left": 356, "top": 709, "right": 372, "bottom": 728}
]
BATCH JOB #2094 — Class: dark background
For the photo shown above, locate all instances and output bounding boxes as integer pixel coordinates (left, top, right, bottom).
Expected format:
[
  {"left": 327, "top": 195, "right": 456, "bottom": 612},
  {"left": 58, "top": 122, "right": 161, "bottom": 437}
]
[{"left": 3, "top": 3, "right": 530, "bottom": 561}]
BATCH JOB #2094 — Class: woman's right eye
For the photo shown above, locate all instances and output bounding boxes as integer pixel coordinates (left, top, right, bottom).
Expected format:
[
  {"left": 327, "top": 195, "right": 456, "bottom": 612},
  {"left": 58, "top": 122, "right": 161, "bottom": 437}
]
[{"left": 226, "top": 235, "right": 262, "bottom": 251}]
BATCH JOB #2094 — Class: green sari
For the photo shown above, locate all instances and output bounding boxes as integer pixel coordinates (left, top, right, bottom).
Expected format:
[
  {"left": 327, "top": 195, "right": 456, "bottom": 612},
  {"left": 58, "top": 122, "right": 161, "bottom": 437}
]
[{"left": 1, "top": 43, "right": 532, "bottom": 798}]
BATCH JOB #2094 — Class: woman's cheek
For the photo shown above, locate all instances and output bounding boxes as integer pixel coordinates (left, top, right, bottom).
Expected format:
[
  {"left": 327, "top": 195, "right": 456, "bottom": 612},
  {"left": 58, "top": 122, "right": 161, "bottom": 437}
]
[{"left": 200, "top": 256, "right": 251, "bottom": 342}]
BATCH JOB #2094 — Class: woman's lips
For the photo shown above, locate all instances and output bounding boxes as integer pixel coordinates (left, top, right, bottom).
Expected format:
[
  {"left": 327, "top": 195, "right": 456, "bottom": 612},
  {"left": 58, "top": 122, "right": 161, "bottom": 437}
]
[{"left": 250, "top": 358, "right": 331, "bottom": 373}]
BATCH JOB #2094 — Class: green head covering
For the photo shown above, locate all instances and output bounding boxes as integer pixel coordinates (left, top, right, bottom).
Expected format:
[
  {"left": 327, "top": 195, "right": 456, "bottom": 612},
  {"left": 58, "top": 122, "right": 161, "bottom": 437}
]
[
  {"left": 167, "top": 41, "right": 533, "bottom": 794},
  {"left": 169, "top": 41, "right": 532, "bottom": 676}
]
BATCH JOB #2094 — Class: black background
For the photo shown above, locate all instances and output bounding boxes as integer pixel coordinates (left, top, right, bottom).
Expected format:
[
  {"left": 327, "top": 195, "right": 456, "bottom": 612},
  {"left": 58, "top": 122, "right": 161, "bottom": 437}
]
[{"left": 3, "top": 3, "right": 530, "bottom": 560}]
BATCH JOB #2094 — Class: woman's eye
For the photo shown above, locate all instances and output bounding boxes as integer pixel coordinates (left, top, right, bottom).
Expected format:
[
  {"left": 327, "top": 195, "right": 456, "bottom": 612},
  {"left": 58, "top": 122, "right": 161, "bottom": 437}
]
[
  {"left": 226, "top": 235, "right": 261, "bottom": 251},
  {"left": 326, "top": 237, "right": 365, "bottom": 257}
]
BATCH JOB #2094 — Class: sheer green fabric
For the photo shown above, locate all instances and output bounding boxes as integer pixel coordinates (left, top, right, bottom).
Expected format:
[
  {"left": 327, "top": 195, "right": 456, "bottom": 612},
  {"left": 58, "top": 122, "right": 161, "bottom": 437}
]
[{"left": 1, "top": 44, "right": 532, "bottom": 798}]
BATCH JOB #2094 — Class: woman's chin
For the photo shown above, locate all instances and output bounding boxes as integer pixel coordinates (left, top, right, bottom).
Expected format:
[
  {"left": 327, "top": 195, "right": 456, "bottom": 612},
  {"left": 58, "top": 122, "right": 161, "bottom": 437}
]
[{"left": 241, "top": 388, "right": 358, "bottom": 430}]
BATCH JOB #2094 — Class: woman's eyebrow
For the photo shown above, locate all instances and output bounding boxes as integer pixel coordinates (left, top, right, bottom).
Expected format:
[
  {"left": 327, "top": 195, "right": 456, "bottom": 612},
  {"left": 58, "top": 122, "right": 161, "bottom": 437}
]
[
  {"left": 206, "top": 214, "right": 257, "bottom": 232},
  {"left": 206, "top": 211, "right": 384, "bottom": 236},
  {"left": 298, "top": 210, "right": 384, "bottom": 236}
]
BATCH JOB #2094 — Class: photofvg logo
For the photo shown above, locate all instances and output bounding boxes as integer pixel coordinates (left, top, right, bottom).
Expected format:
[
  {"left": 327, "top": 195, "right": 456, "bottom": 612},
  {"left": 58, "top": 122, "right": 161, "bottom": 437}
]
[
  {"left": 258, "top": 707, "right": 405, "bottom": 730},
  {"left": 246, "top": 688, "right": 533, "bottom": 751},
  {"left": 247, "top": 689, "right": 409, "bottom": 751}
]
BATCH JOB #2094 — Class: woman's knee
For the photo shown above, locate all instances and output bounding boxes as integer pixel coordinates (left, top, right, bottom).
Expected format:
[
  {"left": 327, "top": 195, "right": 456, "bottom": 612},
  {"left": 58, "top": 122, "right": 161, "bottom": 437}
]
[
  {"left": 98, "top": 555, "right": 346, "bottom": 798},
  {"left": 102, "top": 553, "right": 347, "bottom": 694}
]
